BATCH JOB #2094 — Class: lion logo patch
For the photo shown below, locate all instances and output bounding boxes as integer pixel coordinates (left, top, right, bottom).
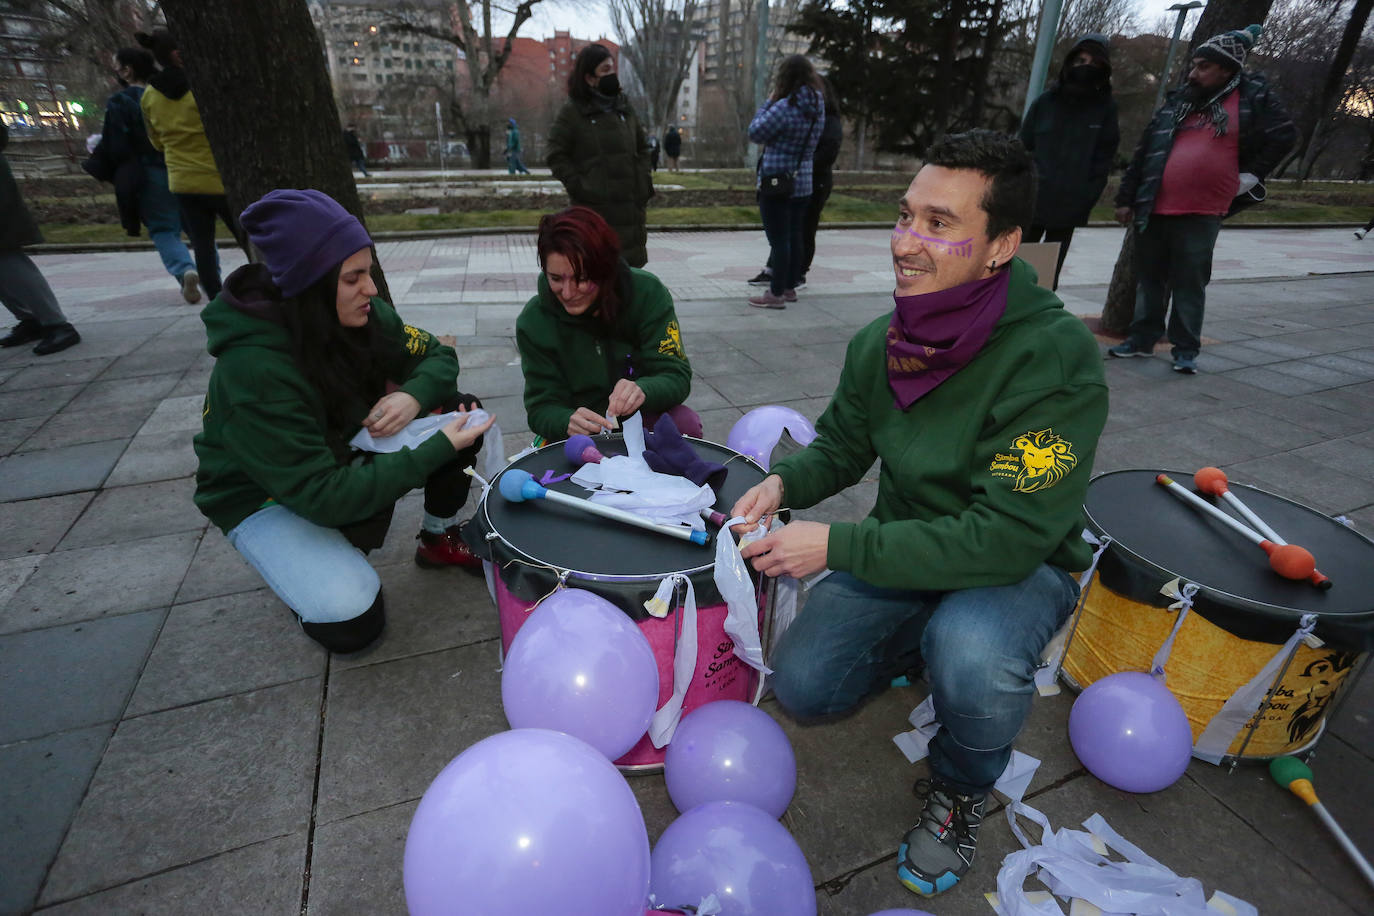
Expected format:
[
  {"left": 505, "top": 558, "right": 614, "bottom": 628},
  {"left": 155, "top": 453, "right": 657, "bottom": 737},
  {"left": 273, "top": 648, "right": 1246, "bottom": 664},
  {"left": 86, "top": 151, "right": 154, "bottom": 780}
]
[
  {"left": 989, "top": 428, "right": 1077, "bottom": 493},
  {"left": 402, "top": 324, "right": 429, "bottom": 355},
  {"left": 658, "top": 321, "right": 685, "bottom": 359}
]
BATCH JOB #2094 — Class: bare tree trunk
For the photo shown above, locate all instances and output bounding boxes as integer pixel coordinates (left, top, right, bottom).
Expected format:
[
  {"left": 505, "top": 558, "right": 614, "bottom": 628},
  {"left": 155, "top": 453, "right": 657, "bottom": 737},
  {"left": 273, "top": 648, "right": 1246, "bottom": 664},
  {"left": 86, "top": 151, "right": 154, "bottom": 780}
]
[
  {"left": 1297, "top": 0, "right": 1373, "bottom": 182},
  {"left": 158, "top": 0, "right": 390, "bottom": 294},
  {"left": 1187, "top": 1, "right": 1276, "bottom": 55},
  {"left": 1101, "top": 227, "right": 1136, "bottom": 335}
]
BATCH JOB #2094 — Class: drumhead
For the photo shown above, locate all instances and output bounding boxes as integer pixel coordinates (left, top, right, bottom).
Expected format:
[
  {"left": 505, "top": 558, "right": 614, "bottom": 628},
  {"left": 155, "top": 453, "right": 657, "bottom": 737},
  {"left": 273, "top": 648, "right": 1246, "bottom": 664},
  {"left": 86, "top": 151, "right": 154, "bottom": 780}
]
[{"left": 1084, "top": 469, "right": 1374, "bottom": 650}]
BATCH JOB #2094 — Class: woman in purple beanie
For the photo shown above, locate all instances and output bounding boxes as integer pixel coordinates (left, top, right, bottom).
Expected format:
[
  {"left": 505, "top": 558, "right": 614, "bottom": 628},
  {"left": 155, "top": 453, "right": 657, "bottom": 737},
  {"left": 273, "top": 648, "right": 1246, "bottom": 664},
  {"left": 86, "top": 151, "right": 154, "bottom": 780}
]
[{"left": 192, "top": 189, "right": 493, "bottom": 653}]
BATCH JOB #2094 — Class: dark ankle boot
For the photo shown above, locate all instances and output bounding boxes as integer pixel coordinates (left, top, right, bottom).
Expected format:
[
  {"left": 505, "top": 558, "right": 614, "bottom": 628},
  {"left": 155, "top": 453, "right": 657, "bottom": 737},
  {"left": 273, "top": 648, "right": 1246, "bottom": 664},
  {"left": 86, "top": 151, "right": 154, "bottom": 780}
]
[
  {"left": 33, "top": 323, "right": 81, "bottom": 356},
  {"left": 0, "top": 318, "right": 42, "bottom": 347},
  {"left": 299, "top": 590, "right": 386, "bottom": 652}
]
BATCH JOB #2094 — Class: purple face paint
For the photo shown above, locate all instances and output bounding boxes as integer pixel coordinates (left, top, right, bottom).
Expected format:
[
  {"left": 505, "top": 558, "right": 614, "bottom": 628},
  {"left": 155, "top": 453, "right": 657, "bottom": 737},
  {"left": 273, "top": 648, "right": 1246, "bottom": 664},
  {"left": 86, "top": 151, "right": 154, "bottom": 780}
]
[{"left": 891, "top": 225, "right": 974, "bottom": 258}]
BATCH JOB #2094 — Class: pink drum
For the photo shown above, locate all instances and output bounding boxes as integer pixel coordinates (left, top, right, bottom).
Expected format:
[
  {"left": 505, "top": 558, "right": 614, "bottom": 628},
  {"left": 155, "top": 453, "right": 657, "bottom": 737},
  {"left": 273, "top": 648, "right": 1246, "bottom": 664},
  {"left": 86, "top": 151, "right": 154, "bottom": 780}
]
[{"left": 467, "top": 435, "right": 772, "bottom": 772}]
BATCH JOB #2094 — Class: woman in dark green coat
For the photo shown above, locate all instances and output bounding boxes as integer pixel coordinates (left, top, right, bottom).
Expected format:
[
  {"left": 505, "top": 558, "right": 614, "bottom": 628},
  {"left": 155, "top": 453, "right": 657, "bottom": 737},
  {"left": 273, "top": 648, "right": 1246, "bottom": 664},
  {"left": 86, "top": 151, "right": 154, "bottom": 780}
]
[{"left": 546, "top": 44, "right": 654, "bottom": 267}]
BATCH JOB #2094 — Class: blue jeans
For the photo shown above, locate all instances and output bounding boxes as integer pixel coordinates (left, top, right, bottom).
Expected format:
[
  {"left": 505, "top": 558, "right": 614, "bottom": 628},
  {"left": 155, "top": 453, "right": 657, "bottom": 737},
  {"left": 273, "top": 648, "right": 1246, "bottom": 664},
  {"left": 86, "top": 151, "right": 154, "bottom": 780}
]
[
  {"left": 139, "top": 164, "right": 194, "bottom": 282},
  {"left": 1129, "top": 214, "right": 1223, "bottom": 359},
  {"left": 227, "top": 504, "right": 381, "bottom": 624},
  {"left": 770, "top": 564, "right": 1079, "bottom": 795},
  {"left": 758, "top": 194, "right": 810, "bottom": 295}
]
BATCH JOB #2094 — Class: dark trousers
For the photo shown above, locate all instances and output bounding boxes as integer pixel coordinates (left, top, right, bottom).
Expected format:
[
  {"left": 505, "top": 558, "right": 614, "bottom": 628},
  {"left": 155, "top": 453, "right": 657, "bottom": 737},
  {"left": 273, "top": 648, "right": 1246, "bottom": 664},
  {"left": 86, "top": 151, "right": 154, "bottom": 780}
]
[
  {"left": 175, "top": 192, "right": 246, "bottom": 300},
  {"left": 758, "top": 194, "right": 810, "bottom": 295},
  {"left": 350, "top": 155, "right": 370, "bottom": 177},
  {"left": 1130, "top": 214, "right": 1222, "bottom": 359},
  {"left": 423, "top": 392, "right": 484, "bottom": 519},
  {"left": 1023, "top": 225, "right": 1074, "bottom": 290},
  {"left": 1364, "top": 214, "right": 1374, "bottom": 232},
  {"left": 767, "top": 174, "right": 833, "bottom": 279}
]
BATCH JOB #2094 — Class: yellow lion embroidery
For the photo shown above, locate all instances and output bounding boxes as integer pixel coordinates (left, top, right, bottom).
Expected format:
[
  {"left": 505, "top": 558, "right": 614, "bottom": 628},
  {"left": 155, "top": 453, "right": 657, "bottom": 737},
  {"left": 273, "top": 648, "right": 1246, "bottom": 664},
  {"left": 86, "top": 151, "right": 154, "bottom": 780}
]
[
  {"left": 402, "top": 325, "right": 428, "bottom": 356},
  {"left": 1004, "top": 428, "right": 1077, "bottom": 493},
  {"left": 658, "top": 320, "right": 685, "bottom": 359}
]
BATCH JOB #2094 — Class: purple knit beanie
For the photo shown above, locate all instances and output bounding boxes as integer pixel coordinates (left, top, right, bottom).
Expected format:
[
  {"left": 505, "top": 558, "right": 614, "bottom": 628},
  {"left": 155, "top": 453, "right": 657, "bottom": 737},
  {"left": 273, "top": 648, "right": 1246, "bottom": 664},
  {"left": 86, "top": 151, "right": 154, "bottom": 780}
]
[{"left": 239, "top": 189, "right": 373, "bottom": 298}]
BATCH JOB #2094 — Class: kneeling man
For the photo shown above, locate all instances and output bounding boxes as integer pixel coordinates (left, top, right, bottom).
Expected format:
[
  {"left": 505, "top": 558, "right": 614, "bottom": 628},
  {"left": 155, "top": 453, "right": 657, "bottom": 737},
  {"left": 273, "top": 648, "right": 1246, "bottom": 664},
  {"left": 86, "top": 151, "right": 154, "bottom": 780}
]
[{"left": 731, "top": 130, "right": 1108, "bottom": 898}]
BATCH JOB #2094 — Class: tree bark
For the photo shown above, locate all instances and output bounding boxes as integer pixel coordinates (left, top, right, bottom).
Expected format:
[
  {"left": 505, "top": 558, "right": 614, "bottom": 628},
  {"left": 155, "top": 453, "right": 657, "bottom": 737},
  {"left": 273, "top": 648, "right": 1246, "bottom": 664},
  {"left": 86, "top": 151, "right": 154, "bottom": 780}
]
[
  {"left": 1297, "top": 0, "right": 1373, "bottom": 181},
  {"left": 1100, "top": 227, "right": 1136, "bottom": 335},
  {"left": 159, "top": 0, "right": 388, "bottom": 297},
  {"left": 1186, "top": 1, "right": 1276, "bottom": 55}
]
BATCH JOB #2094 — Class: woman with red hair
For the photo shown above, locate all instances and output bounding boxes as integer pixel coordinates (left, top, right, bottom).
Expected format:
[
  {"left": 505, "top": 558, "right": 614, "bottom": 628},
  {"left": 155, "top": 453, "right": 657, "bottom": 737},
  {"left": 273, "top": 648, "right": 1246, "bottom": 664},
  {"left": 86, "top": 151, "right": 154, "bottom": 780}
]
[{"left": 517, "top": 206, "right": 698, "bottom": 442}]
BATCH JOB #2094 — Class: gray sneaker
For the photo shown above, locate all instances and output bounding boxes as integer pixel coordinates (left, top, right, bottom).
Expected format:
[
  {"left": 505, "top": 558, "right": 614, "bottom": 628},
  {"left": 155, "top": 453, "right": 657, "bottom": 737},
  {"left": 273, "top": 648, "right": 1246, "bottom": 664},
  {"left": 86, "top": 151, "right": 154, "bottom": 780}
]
[
  {"left": 896, "top": 778, "right": 986, "bottom": 897},
  {"left": 1107, "top": 340, "right": 1152, "bottom": 358},
  {"left": 1172, "top": 355, "right": 1198, "bottom": 374}
]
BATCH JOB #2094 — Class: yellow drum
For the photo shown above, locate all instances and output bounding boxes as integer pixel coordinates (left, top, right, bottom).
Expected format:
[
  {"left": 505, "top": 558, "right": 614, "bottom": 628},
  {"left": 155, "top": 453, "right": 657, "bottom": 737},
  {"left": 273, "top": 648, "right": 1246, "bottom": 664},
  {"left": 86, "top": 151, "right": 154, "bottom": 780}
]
[{"left": 1063, "top": 469, "right": 1373, "bottom": 762}]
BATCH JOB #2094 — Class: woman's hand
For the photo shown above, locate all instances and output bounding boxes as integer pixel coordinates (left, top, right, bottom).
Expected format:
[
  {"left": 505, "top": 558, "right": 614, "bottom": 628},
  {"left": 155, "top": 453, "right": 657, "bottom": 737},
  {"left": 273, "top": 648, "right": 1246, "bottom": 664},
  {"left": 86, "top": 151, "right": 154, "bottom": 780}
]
[
  {"left": 365, "top": 391, "right": 422, "bottom": 438},
  {"left": 730, "top": 475, "right": 784, "bottom": 534},
  {"left": 606, "top": 379, "right": 646, "bottom": 419},
  {"left": 441, "top": 408, "right": 496, "bottom": 451},
  {"left": 567, "top": 407, "right": 614, "bottom": 437}
]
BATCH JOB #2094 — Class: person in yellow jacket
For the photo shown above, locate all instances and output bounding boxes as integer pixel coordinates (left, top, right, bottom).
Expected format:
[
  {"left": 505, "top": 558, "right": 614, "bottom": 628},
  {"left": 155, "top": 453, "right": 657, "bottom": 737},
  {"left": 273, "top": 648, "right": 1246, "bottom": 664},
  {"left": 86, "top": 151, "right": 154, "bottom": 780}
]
[{"left": 135, "top": 29, "right": 246, "bottom": 300}]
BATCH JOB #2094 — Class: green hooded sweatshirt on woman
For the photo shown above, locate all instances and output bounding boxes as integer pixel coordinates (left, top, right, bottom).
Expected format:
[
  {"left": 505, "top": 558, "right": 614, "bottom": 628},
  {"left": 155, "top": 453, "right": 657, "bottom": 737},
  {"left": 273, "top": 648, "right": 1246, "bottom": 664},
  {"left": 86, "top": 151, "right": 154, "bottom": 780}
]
[
  {"left": 194, "top": 264, "right": 462, "bottom": 534},
  {"left": 772, "top": 257, "right": 1109, "bottom": 590},
  {"left": 516, "top": 263, "right": 690, "bottom": 443}
]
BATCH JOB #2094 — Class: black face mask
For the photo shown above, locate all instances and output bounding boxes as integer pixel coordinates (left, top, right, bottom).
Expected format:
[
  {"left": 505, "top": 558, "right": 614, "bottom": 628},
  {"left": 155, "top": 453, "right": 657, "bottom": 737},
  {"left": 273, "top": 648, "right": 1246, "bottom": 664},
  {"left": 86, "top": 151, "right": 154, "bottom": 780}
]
[
  {"left": 1067, "top": 64, "right": 1097, "bottom": 86},
  {"left": 596, "top": 72, "right": 620, "bottom": 96}
]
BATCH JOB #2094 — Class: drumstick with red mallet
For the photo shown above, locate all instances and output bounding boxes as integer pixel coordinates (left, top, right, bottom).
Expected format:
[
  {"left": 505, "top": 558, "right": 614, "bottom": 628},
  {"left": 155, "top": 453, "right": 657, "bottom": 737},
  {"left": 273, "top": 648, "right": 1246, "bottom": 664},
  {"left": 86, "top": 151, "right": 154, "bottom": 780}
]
[
  {"left": 1155, "top": 474, "right": 1321, "bottom": 585},
  {"left": 1194, "top": 467, "right": 1332, "bottom": 590},
  {"left": 564, "top": 434, "right": 730, "bottom": 528}
]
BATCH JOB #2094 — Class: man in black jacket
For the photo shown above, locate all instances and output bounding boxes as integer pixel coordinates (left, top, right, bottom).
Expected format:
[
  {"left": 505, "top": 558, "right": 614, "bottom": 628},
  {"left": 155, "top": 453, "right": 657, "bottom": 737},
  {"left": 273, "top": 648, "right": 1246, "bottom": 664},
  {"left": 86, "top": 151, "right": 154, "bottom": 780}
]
[{"left": 1109, "top": 24, "right": 1296, "bottom": 374}]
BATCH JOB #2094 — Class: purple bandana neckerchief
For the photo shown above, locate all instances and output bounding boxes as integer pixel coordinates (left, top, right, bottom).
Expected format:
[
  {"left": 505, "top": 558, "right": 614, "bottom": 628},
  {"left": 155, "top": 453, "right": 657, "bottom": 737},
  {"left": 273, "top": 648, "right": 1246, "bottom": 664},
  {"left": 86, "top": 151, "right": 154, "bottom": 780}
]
[{"left": 886, "top": 267, "right": 1010, "bottom": 409}]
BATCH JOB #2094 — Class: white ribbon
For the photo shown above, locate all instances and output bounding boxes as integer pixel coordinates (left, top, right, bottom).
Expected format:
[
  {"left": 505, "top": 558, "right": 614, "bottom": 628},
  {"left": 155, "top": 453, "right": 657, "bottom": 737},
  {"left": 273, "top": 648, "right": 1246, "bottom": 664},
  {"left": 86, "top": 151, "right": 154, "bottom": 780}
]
[
  {"left": 1151, "top": 578, "right": 1200, "bottom": 680},
  {"left": 891, "top": 696, "right": 1041, "bottom": 803},
  {"left": 1036, "top": 530, "right": 1113, "bottom": 696},
  {"left": 714, "top": 516, "right": 772, "bottom": 674},
  {"left": 1192, "top": 613, "right": 1319, "bottom": 764},
  {"left": 992, "top": 801, "right": 1257, "bottom": 916},
  {"left": 648, "top": 574, "right": 698, "bottom": 748}
]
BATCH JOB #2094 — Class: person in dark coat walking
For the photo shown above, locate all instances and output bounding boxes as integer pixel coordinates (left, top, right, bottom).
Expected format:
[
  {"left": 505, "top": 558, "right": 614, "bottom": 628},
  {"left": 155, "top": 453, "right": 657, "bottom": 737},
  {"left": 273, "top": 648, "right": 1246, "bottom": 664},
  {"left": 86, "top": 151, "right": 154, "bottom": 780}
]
[
  {"left": 344, "top": 124, "right": 369, "bottom": 177},
  {"left": 0, "top": 123, "right": 81, "bottom": 356},
  {"left": 547, "top": 44, "right": 654, "bottom": 267},
  {"left": 1019, "top": 34, "right": 1119, "bottom": 289},
  {"left": 663, "top": 126, "right": 682, "bottom": 171}
]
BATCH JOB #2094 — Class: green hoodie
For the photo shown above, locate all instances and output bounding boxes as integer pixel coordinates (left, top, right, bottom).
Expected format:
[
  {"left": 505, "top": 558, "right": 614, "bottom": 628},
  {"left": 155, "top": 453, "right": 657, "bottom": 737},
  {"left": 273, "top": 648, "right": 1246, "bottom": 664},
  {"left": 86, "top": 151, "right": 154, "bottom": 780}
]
[
  {"left": 516, "top": 264, "right": 691, "bottom": 442},
  {"left": 193, "top": 264, "right": 461, "bottom": 534},
  {"left": 772, "top": 257, "right": 1108, "bottom": 590}
]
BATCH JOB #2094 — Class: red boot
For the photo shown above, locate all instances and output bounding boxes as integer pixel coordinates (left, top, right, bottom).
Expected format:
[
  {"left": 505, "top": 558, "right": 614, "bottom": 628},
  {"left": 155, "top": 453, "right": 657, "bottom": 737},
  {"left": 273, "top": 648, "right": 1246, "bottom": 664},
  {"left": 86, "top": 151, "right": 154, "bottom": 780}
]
[{"left": 415, "top": 526, "right": 484, "bottom": 574}]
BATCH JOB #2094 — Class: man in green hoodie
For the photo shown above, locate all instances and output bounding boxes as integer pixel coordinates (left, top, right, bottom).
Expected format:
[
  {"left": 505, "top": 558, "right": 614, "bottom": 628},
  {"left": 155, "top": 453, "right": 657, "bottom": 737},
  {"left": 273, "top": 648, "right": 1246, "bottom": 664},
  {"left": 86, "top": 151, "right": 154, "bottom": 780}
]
[{"left": 731, "top": 130, "right": 1108, "bottom": 899}]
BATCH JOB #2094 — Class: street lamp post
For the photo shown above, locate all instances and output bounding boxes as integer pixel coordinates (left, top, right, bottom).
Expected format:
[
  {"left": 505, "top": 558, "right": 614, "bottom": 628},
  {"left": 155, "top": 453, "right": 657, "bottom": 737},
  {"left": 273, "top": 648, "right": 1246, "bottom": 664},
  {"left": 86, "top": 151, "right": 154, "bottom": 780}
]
[{"left": 1155, "top": 2, "right": 1205, "bottom": 112}]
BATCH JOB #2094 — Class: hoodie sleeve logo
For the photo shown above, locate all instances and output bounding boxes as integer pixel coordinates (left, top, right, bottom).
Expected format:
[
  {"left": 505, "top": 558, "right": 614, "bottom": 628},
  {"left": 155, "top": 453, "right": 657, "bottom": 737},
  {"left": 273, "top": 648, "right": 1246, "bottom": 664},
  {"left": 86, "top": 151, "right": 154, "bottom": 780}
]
[
  {"left": 657, "top": 320, "right": 685, "bottom": 359},
  {"left": 989, "top": 428, "right": 1077, "bottom": 492},
  {"left": 402, "top": 325, "right": 429, "bottom": 356}
]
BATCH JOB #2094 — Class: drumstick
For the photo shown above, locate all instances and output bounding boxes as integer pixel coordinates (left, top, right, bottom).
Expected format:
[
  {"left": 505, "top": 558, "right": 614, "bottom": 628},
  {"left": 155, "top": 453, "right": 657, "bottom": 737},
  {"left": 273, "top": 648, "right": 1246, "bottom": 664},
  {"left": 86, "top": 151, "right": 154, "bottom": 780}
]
[
  {"left": 1155, "top": 474, "right": 1317, "bottom": 581},
  {"left": 564, "top": 434, "right": 605, "bottom": 466},
  {"left": 1194, "top": 467, "right": 1332, "bottom": 590},
  {"left": 498, "top": 469, "right": 709, "bottom": 545},
  {"left": 1270, "top": 757, "right": 1374, "bottom": 889}
]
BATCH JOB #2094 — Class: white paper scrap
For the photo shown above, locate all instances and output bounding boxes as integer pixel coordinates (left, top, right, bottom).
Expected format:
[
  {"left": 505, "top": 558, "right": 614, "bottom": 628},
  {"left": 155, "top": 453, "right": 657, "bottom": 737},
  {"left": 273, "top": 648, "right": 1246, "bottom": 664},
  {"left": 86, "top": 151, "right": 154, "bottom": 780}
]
[{"left": 349, "top": 409, "right": 490, "bottom": 453}]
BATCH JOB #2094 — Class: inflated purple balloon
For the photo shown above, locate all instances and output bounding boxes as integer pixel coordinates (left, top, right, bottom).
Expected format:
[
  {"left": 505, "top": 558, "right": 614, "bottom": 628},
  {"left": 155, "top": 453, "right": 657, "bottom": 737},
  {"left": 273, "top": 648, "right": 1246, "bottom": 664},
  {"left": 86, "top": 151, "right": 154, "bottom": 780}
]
[
  {"left": 663, "top": 700, "right": 796, "bottom": 817},
  {"left": 650, "top": 801, "right": 816, "bottom": 916},
  {"left": 502, "top": 588, "right": 659, "bottom": 761},
  {"left": 404, "top": 728, "right": 650, "bottom": 916},
  {"left": 1069, "top": 671, "right": 1193, "bottom": 793},
  {"left": 726, "top": 405, "right": 817, "bottom": 470}
]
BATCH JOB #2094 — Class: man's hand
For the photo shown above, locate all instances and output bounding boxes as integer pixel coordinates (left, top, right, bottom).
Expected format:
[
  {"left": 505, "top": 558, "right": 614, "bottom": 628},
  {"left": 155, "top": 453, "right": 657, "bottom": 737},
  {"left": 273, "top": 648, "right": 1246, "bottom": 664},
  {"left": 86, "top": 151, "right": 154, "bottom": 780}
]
[
  {"left": 1114, "top": 206, "right": 1133, "bottom": 227},
  {"left": 730, "top": 475, "right": 784, "bottom": 534},
  {"left": 567, "top": 407, "right": 614, "bottom": 437},
  {"left": 740, "top": 520, "right": 830, "bottom": 579},
  {"left": 606, "top": 378, "right": 646, "bottom": 419},
  {"left": 365, "top": 391, "right": 422, "bottom": 438}
]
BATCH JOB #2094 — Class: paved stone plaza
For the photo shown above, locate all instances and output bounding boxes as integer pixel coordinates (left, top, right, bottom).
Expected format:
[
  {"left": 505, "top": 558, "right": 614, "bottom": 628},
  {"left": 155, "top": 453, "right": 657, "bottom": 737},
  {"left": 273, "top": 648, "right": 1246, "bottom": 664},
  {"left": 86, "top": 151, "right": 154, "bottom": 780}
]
[{"left": 1, "top": 225, "right": 1371, "bottom": 914}]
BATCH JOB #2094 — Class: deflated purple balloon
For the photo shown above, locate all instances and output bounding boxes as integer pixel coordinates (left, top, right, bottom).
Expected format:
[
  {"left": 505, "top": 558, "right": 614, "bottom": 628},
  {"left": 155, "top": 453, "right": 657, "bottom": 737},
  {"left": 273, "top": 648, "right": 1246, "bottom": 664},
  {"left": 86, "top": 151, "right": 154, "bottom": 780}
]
[
  {"left": 1069, "top": 670, "right": 1193, "bottom": 793},
  {"left": 664, "top": 700, "right": 796, "bottom": 817},
  {"left": 650, "top": 801, "right": 816, "bottom": 916},
  {"left": 726, "top": 405, "right": 817, "bottom": 470},
  {"left": 502, "top": 588, "right": 659, "bottom": 761},
  {"left": 404, "top": 728, "right": 650, "bottom": 916}
]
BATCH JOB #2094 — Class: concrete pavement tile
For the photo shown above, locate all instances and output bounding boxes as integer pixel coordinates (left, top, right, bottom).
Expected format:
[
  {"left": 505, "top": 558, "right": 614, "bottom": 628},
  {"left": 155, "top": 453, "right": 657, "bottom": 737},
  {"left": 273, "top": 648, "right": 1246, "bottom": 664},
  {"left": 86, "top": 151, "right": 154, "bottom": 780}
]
[
  {"left": 127, "top": 590, "right": 324, "bottom": 716},
  {"left": 74, "top": 372, "right": 181, "bottom": 410},
  {"left": 0, "top": 725, "right": 111, "bottom": 916},
  {"left": 329, "top": 560, "right": 501, "bottom": 672},
  {"left": 0, "top": 382, "right": 82, "bottom": 421},
  {"left": 1309, "top": 354, "right": 1374, "bottom": 379},
  {"left": 697, "top": 406, "right": 745, "bottom": 445},
  {"left": 1266, "top": 360, "right": 1367, "bottom": 388},
  {"left": 1224, "top": 366, "right": 1327, "bottom": 396},
  {"left": 0, "top": 554, "right": 44, "bottom": 609},
  {"left": 1289, "top": 438, "right": 1374, "bottom": 481},
  {"left": 452, "top": 344, "right": 520, "bottom": 370},
  {"left": 38, "top": 679, "right": 321, "bottom": 905},
  {"left": 98, "top": 344, "right": 203, "bottom": 381},
  {"left": 1297, "top": 382, "right": 1374, "bottom": 425},
  {"left": 0, "top": 609, "right": 163, "bottom": 743},
  {"left": 629, "top": 767, "right": 679, "bottom": 845},
  {"left": 710, "top": 371, "right": 812, "bottom": 408},
  {"left": 36, "top": 834, "right": 306, "bottom": 915},
  {"left": 1228, "top": 452, "right": 1374, "bottom": 516},
  {"left": 0, "top": 414, "right": 44, "bottom": 455},
  {"left": 746, "top": 343, "right": 841, "bottom": 372},
  {"left": 476, "top": 394, "right": 527, "bottom": 434},
  {"left": 166, "top": 368, "right": 211, "bottom": 399},
  {"left": 1, "top": 531, "right": 199, "bottom": 635},
  {"left": 685, "top": 332, "right": 737, "bottom": 353},
  {"left": 315, "top": 641, "right": 507, "bottom": 824},
  {"left": 17, "top": 403, "right": 153, "bottom": 453},
  {"left": 103, "top": 428, "right": 197, "bottom": 487},
  {"left": 306, "top": 802, "right": 413, "bottom": 915},
  {"left": 0, "top": 357, "right": 113, "bottom": 392},
  {"left": 1196, "top": 406, "right": 1327, "bottom": 452},
  {"left": 683, "top": 379, "right": 730, "bottom": 412},
  {"left": 1242, "top": 336, "right": 1326, "bottom": 360},
  {"left": 1088, "top": 425, "right": 1215, "bottom": 477},
  {"left": 452, "top": 362, "right": 524, "bottom": 397},
  {"left": 172, "top": 525, "right": 264, "bottom": 604},
  {"left": 1328, "top": 665, "right": 1373, "bottom": 758},
  {"left": 0, "top": 440, "right": 126, "bottom": 501},
  {"left": 687, "top": 346, "right": 764, "bottom": 377},
  {"left": 58, "top": 478, "right": 202, "bottom": 551},
  {"left": 0, "top": 492, "right": 93, "bottom": 558},
  {"left": 1251, "top": 392, "right": 1370, "bottom": 437},
  {"left": 136, "top": 394, "right": 206, "bottom": 435}
]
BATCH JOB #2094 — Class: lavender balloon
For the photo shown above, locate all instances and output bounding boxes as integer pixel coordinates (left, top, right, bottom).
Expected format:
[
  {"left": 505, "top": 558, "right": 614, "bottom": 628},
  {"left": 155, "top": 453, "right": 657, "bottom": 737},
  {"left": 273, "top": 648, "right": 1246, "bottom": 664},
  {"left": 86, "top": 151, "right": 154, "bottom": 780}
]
[
  {"left": 650, "top": 801, "right": 816, "bottom": 916},
  {"left": 726, "top": 405, "right": 817, "bottom": 470},
  {"left": 1069, "top": 671, "right": 1193, "bottom": 793},
  {"left": 404, "top": 728, "right": 650, "bottom": 916},
  {"left": 663, "top": 700, "right": 796, "bottom": 817},
  {"left": 502, "top": 588, "right": 659, "bottom": 761}
]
